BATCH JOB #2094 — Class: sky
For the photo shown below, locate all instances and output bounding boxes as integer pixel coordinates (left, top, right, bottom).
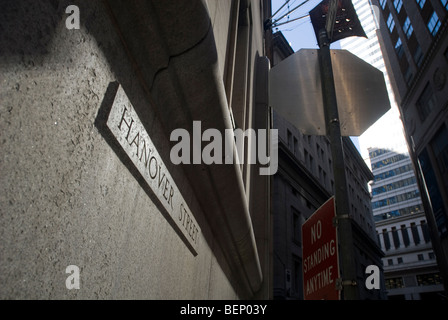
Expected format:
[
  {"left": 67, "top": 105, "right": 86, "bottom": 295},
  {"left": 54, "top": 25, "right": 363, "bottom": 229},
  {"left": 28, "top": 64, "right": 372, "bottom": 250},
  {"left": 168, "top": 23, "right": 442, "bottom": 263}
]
[{"left": 270, "top": 0, "right": 342, "bottom": 50}]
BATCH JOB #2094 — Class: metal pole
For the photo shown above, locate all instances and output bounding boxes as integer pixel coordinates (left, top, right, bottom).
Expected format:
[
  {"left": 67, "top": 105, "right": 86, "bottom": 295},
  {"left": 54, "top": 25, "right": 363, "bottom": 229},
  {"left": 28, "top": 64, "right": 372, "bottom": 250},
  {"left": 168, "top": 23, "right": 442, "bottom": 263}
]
[{"left": 317, "top": 28, "right": 359, "bottom": 300}]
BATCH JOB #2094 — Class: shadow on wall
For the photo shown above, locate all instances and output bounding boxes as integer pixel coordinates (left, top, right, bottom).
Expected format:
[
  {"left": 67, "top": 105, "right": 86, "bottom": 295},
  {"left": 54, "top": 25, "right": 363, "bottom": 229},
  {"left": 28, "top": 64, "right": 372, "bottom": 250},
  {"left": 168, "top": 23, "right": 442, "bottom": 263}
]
[
  {"left": 0, "top": 0, "right": 61, "bottom": 57},
  {"left": 0, "top": 0, "right": 244, "bottom": 298}
]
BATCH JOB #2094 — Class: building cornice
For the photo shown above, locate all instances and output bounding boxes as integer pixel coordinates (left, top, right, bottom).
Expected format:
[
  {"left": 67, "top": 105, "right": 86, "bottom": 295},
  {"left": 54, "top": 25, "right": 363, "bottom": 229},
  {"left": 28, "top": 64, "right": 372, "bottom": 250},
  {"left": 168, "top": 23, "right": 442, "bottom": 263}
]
[{"left": 375, "top": 211, "right": 426, "bottom": 226}]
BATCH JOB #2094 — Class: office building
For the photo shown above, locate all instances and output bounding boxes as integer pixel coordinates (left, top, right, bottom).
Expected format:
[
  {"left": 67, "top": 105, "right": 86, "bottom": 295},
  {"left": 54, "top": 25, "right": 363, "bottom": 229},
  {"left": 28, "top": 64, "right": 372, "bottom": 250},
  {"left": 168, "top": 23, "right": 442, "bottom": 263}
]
[
  {"left": 340, "top": 0, "right": 445, "bottom": 299},
  {"left": 370, "top": 147, "right": 444, "bottom": 299},
  {"left": 370, "top": 0, "right": 448, "bottom": 295}
]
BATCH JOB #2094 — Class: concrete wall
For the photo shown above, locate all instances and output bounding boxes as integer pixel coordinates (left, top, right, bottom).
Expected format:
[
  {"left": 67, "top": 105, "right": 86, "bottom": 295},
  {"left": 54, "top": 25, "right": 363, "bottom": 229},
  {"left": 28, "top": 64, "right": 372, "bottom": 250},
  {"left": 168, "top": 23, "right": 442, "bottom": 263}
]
[{"left": 0, "top": 0, "right": 246, "bottom": 299}]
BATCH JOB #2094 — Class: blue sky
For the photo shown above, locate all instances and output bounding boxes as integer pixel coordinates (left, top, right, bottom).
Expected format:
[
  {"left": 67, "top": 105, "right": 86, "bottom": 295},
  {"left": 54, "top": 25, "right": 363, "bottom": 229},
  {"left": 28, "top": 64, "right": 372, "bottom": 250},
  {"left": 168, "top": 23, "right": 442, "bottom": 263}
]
[{"left": 271, "top": 0, "right": 329, "bottom": 50}]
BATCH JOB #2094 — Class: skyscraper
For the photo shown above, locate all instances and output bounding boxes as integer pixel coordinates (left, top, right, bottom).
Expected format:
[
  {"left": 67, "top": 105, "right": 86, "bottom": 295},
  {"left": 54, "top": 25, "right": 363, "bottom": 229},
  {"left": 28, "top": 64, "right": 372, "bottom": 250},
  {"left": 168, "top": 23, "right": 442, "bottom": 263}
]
[
  {"left": 369, "top": 0, "right": 448, "bottom": 297},
  {"left": 340, "top": 0, "right": 444, "bottom": 299}
]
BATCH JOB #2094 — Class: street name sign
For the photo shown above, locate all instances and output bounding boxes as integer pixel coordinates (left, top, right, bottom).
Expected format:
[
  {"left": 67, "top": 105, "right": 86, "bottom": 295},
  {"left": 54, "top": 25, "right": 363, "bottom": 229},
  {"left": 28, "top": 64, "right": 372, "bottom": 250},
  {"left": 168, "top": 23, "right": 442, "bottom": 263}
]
[{"left": 106, "top": 85, "right": 200, "bottom": 255}]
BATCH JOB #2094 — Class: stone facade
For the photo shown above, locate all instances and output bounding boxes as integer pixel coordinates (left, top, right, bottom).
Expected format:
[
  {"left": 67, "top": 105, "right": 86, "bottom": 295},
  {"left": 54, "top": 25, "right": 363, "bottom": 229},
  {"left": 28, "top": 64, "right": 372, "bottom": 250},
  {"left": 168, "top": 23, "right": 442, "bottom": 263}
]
[{"left": 0, "top": 0, "right": 272, "bottom": 299}]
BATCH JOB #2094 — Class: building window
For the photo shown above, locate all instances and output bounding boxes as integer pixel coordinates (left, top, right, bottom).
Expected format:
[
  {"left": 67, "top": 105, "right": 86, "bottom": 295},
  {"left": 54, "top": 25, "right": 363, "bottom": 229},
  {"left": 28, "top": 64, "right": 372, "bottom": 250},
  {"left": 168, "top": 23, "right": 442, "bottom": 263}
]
[
  {"left": 392, "top": 227, "right": 400, "bottom": 248},
  {"left": 379, "top": 0, "right": 387, "bottom": 9},
  {"left": 417, "top": 83, "right": 437, "bottom": 121},
  {"left": 292, "top": 257, "right": 303, "bottom": 299},
  {"left": 292, "top": 187, "right": 299, "bottom": 197},
  {"left": 385, "top": 277, "right": 404, "bottom": 289},
  {"left": 394, "top": 0, "right": 403, "bottom": 13},
  {"left": 403, "top": 17, "right": 414, "bottom": 39},
  {"left": 431, "top": 126, "right": 448, "bottom": 178},
  {"left": 387, "top": 258, "right": 393, "bottom": 266},
  {"left": 427, "top": 11, "right": 441, "bottom": 36},
  {"left": 442, "top": 0, "right": 448, "bottom": 10},
  {"left": 372, "top": 190, "right": 420, "bottom": 210},
  {"left": 292, "top": 208, "right": 302, "bottom": 244},
  {"left": 401, "top": 225, "right": 410, "bottom": 246},
  {"left": 383, "top": 229, "right": 391, "bottom": 250},
  {"left": 416, "top": 0, "right": 426, "bottom": 9},
  {"left": 371, "top": 153, "right": 408, "bottom": 170},
  {"left": 405, "top": 66, "right": 414, "bottom": 86},
  {"left": 377, "top": 204, "right": 424, "bottom": 218},
  {"left": 418, "top": 254, "right": 424, "bottom": 261},
  {"left": 287, "top": 129, "right": 292, "bottom": 148},
  {"left": 429, "top": 252, "right": 436, "bottom": 259},
  {"left": 414, "top": 44, "right": 424, "bottom": 67},
  {"left": 417, "top": 273, "right": 443, "bottom": 286},
  {"left": 411, "top": 222, "right": 421, "bottom": 244},
  {"left": 372, "top": 177, "right": 418, "bottom": 196},
  {"left": 293, "top": 137, "right": 298, "bottom": 156},
  {"left": 370, "top": 148, "right": 390, "bottom": 158},
  {"left": 395, "top": 37, "right": 404, "bottom": 58},
  {"left": 373, "top": 164, "right": 413, "bottom": 181},
  {"left": 387, "top": 13, "right": 396, "bottom": 33},
  {"left": 397, "top": 257, "right": 403, "bottom": 264}
]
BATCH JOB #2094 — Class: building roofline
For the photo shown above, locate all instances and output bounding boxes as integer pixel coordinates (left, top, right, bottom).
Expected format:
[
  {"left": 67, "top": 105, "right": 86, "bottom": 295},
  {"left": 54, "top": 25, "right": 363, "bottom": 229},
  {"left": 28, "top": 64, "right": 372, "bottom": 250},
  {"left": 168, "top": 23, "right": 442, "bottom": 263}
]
[{"left": 272, "top": 31, "right": 294, "bottom": 57}]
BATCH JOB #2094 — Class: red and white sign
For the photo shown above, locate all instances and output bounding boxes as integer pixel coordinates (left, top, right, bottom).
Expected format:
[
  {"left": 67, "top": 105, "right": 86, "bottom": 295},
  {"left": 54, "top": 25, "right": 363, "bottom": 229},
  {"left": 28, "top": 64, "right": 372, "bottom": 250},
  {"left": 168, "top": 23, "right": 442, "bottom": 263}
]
[{"left": 302, "top": 197, "right": 340, "bottom": 300}]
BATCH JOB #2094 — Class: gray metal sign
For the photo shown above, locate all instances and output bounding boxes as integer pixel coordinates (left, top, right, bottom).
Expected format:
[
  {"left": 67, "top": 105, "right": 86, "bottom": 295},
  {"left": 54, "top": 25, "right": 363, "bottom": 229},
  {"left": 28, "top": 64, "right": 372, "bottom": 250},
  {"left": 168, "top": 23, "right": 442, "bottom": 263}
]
[{"left": 269, "top": 49, "right": 390, "bottom": 136}]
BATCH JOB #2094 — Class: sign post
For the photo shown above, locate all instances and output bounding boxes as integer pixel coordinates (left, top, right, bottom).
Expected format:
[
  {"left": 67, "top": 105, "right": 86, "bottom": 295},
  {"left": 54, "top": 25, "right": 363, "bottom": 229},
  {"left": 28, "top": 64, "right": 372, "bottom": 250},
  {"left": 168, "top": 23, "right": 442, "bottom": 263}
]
[
  {"left": 310, "top": 0, "right": 366, "bottom": 300},
  {"left": 302, "top": 197, "right": 340, "bottom": 300}
]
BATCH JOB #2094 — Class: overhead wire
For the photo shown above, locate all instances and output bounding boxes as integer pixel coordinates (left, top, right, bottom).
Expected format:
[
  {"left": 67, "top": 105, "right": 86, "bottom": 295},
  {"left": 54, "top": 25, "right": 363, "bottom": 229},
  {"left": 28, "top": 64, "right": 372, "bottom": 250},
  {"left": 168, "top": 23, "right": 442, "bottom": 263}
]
[
  {"left": 272, "top": 13, "right": 310, "bottom": 28},
  {"left": 275, "top": 19, "right": 309, "bottom": 34},
  {"left": 271, "top": 0, "right": 311, "bottom": 27},
  {"left": 267, "top": 0, "right": 292, "bottom": 22}
]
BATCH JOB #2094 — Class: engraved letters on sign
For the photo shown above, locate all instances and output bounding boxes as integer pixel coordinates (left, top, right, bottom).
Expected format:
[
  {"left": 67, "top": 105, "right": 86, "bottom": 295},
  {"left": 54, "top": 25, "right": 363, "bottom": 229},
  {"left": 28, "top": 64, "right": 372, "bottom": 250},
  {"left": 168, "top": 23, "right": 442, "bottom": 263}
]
[{"left": 106, "top": 86, "right": 200, "bottom": 254}]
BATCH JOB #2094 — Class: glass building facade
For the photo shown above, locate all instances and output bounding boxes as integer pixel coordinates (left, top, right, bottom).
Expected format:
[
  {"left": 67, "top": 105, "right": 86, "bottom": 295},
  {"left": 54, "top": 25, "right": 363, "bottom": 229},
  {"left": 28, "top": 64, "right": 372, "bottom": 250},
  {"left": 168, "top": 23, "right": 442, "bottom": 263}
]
[{"left": 369, "top": 148, "right": 424, "bottom": 221}]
